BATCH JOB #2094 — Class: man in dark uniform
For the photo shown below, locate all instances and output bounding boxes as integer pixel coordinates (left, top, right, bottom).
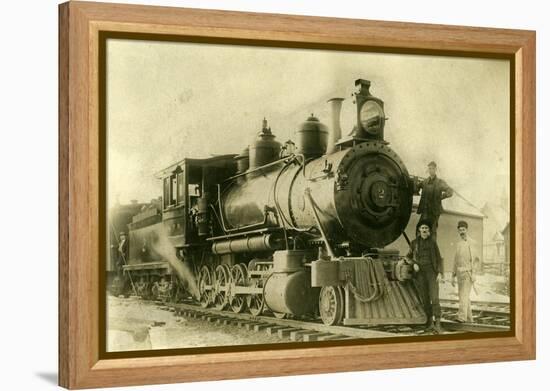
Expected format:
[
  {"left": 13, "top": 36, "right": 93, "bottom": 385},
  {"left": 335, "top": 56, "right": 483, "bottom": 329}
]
[
  {"left": 416, "top": 161, "right": 453, "bottom": 241},
  {"left": 135, "top": 276, "right": 148, "bottom": 298},
  {"left": 116, "top": 231, "right": 129, "bottom": 277},
  {"left": 406, "top": 219, "right": 444, "bottom": 333}
]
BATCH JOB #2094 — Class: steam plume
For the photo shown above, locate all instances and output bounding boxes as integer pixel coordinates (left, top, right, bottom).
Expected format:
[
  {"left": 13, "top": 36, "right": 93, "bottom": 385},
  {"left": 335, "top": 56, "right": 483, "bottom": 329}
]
[{"left": 150, "top": 224, "right": 200, "bottom": 299}]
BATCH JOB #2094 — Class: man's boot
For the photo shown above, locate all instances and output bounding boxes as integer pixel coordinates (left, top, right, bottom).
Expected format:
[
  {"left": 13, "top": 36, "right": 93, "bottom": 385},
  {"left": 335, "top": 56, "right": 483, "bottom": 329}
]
[
  {"left": 433, "top": 318, "right": 442, "bottom": 334},
  {"left": 425, "top": 316, "right": 433, "bottom": 331}
]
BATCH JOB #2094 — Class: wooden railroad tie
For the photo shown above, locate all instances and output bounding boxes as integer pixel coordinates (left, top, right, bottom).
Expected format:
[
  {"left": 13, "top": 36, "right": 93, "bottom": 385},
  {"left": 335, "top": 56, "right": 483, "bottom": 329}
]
[
  {"left": 265, "top": 325, "right": 288, "bottom": 335},
  {"left": 252, "top": 323, "right": 276, "bottom": 332},
  {"left": 301, "top": 333, "right": 334, "bottom": 342},
  {"left": 206, "top": 316, "right": 222, "bottom": 323},
  {"left": 236, "top": 320, "right": 257, "bottom": 328},
  {"left": 290, "top": 330, "right": 319, "bottom": 342},
  {"left": 277, "top": 328, "right": 302, "bottom": 338},
  {"left": 244, "top": 322, "right": 264, "bottom": 331}
]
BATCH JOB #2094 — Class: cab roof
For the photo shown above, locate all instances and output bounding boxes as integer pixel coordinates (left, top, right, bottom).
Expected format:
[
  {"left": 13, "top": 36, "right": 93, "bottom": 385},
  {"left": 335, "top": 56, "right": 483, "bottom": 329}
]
[{"left": 154, "top": 154, "right": 237, "bottom": 179}]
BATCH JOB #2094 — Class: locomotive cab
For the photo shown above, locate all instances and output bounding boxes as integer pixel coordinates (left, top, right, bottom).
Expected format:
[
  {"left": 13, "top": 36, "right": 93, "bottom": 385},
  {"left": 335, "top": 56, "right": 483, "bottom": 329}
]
[
  {"left": 159, "top": 155, "right": 238, "bottom": 248},
  {"left": 161, "top": 165, "right": 187, "bottom": 247}
]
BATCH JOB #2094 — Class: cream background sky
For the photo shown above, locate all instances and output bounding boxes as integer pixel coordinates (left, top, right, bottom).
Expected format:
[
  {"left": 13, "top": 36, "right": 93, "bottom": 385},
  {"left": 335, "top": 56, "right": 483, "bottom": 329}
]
[{"left": 106, "top": 39, "right": 510, "bottom": 211}]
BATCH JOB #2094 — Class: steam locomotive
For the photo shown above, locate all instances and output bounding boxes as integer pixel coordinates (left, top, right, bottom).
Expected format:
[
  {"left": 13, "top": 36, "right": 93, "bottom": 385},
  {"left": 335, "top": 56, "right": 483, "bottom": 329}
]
[{"left": 108, "top": 79, "right": 426, "bottom": 326}]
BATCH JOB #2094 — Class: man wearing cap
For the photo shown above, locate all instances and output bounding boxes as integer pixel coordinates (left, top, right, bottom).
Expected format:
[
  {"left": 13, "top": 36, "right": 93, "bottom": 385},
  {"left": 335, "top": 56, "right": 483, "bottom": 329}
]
[
  {"left": 451, "top": 220, "right": 480, "bottom": 323},
  {"left": 416, "top": 161, "right": 453, "bottom": 241},
  {"left": 406, "top": 219, "right": 444, "bottom": 333}
]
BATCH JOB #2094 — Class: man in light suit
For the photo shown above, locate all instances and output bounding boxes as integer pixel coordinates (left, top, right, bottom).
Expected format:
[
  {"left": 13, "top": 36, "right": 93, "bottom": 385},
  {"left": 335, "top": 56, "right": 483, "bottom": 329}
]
[{"left": 451, "top": 220, "right": 480, "bottom": 323}]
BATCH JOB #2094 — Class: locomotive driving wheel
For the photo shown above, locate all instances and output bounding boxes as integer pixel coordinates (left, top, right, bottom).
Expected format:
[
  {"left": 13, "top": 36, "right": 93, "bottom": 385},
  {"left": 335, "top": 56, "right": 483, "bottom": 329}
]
[
  {"left": 247, "top": 293, "right": 264, "bottom": 317},
  {"left": 198, "top": 266, "right": 213, "bottom": 308},
  {"left": 246, "top": 263, "right": 268, "bottom": 316},
  {"left": 229, "top": 264, "right": 248, "bottom": 313},
  {"left": 319, "top": 286, "right": 345, "bottom": 326},
  {"left": 213, "top": 265, "right": 230, "bottom": 310}
]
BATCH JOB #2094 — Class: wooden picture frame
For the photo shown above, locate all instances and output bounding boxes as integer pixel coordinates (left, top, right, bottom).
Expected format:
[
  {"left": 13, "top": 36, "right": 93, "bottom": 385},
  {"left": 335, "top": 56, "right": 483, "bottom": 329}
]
[{"left": 59, "top": 1, "right": 536, "bottom": 389}]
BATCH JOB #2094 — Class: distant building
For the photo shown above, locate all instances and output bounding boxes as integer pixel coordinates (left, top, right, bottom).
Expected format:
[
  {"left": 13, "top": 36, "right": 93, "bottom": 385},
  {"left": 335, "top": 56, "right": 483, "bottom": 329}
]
[{"left": 481, "top": 201, "right": 509, "bottom": 275}]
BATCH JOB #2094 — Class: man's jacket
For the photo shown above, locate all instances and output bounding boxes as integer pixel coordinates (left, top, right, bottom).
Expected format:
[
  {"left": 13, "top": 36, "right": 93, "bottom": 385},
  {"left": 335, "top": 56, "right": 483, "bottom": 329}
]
[
  {"left": 417, "top": 175, "right": 453, "bottom": 217},
  {"left": 407, "top": 237, "right": 444, "bottom": 274}
]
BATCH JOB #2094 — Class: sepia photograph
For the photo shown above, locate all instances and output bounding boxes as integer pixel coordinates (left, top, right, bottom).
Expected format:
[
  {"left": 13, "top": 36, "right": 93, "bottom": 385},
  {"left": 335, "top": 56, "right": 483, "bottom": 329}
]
[{"left": 104, "top": 37, "right": 511, "bottom": 353}]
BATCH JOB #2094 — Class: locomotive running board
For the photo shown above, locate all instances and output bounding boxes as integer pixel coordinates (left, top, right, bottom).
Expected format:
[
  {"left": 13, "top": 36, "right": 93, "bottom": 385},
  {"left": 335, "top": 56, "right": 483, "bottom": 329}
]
[
  {"left": 342, "top": 281, "right": 427, "bottom": 326},
  {"left": 122, "top": 261, "right": 171, "bottom": 272}
]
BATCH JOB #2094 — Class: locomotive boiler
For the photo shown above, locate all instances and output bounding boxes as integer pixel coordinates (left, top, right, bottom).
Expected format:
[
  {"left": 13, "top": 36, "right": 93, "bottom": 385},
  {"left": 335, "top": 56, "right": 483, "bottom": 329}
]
[{"left": 113, "top": 79, "right": 426, "bottom": 327}]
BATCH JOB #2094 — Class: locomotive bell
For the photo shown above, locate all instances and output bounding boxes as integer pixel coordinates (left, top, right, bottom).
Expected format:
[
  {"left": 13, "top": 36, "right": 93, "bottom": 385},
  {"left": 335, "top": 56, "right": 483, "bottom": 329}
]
[
  {"left": 248, "top": 118, "right": 282, "bottom": 170},
  {"left": 295, "top": 114, "right": 328, "bottom": 158}
]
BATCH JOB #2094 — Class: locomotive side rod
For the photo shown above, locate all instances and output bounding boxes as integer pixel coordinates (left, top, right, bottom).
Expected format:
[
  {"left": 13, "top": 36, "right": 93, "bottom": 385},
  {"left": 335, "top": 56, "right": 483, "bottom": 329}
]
[{"left": 402, "top": 231, "right": 412, "bottom": 248}]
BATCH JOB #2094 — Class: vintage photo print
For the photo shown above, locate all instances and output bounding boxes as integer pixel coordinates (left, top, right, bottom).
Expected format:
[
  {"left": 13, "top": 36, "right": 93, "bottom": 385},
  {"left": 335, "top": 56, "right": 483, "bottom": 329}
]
[{"left": 104, "top": 37, "right": 511, "bottom": 352}]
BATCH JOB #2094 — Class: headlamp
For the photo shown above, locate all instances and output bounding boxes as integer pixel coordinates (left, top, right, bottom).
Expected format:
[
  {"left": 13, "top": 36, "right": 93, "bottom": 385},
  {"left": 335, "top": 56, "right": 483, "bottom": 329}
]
[{"left": 359, "top": 100, "right": 384, "bottom": 135}]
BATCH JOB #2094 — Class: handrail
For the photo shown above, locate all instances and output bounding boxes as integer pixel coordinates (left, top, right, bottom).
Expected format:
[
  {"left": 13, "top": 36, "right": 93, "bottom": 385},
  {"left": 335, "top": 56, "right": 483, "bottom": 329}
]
[
  {"left": 223, "top": 156, "right": 290, "bottom": 182},
  {"left": 304, "top": 188, "right": 335, "bottom": 258}
]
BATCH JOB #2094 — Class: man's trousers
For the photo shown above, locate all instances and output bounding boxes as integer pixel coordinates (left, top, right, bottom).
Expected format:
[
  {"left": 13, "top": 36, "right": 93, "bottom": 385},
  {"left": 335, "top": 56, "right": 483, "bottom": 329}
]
[
  {"left": 456, "top": 270, "right": 474, "bottom": 322},
  {"left": 414, "top": 264, "right": 441, "bottom": 320}
]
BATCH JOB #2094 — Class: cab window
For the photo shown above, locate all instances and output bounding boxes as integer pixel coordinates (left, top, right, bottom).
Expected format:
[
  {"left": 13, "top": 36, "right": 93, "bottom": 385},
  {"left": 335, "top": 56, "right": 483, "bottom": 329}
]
[
  {"left": 163, "top": 174, "right": 178, "bottom": 209},
  {"left": 163, "top": 177, "right": 171, "bottom": 209},
  {"left": 171, "top": 176, "right": 177, "bottom": 204},
  {"left": 177, "top": 172, "right": 185, "bottom": 204},
  {"left": 163, "top": 166, "right": 185, "bottom": 209}
]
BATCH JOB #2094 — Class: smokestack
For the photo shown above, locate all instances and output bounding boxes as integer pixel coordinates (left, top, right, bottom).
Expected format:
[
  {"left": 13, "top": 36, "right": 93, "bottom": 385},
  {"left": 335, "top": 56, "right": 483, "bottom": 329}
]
[{"left": 326, "top": 98, "right": 344, "bottom": 154}]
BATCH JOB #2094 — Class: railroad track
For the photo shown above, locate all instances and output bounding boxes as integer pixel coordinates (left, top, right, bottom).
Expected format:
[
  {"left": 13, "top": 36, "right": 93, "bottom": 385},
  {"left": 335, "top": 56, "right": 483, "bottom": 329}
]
[
  {"left": 440, "top": 298, "right": 511, "bottom": 329},
  {"left": 440, "top": 298, "right": 510, "bottom": 315},
  {"left": 147, "top": 298, "right": 511, "bottom": 342},
  {"left": 169, "top": 302, "right": 400, "bottom": 341}
]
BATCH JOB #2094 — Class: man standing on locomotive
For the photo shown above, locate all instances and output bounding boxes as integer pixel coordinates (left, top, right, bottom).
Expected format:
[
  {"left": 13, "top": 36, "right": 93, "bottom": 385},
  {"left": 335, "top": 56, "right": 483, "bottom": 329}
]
[
  {"left": 416, "top": 161, "right": 453, "bottom": 242},
  {"left": 117, "top": 231, "right": 129, "bottom": 277},
  {"left": 451, "top": 220, "right": 480, "bottom": 323},
  {"left": 406, "top": 219, "right": 444, "bottom": 333}
]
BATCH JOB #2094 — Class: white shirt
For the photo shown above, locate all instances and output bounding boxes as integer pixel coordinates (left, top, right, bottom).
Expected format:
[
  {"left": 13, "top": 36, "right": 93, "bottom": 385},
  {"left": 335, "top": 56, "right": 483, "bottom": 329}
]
[{"left": 453, "top": 236, "right": 478, "bottom": 274}]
